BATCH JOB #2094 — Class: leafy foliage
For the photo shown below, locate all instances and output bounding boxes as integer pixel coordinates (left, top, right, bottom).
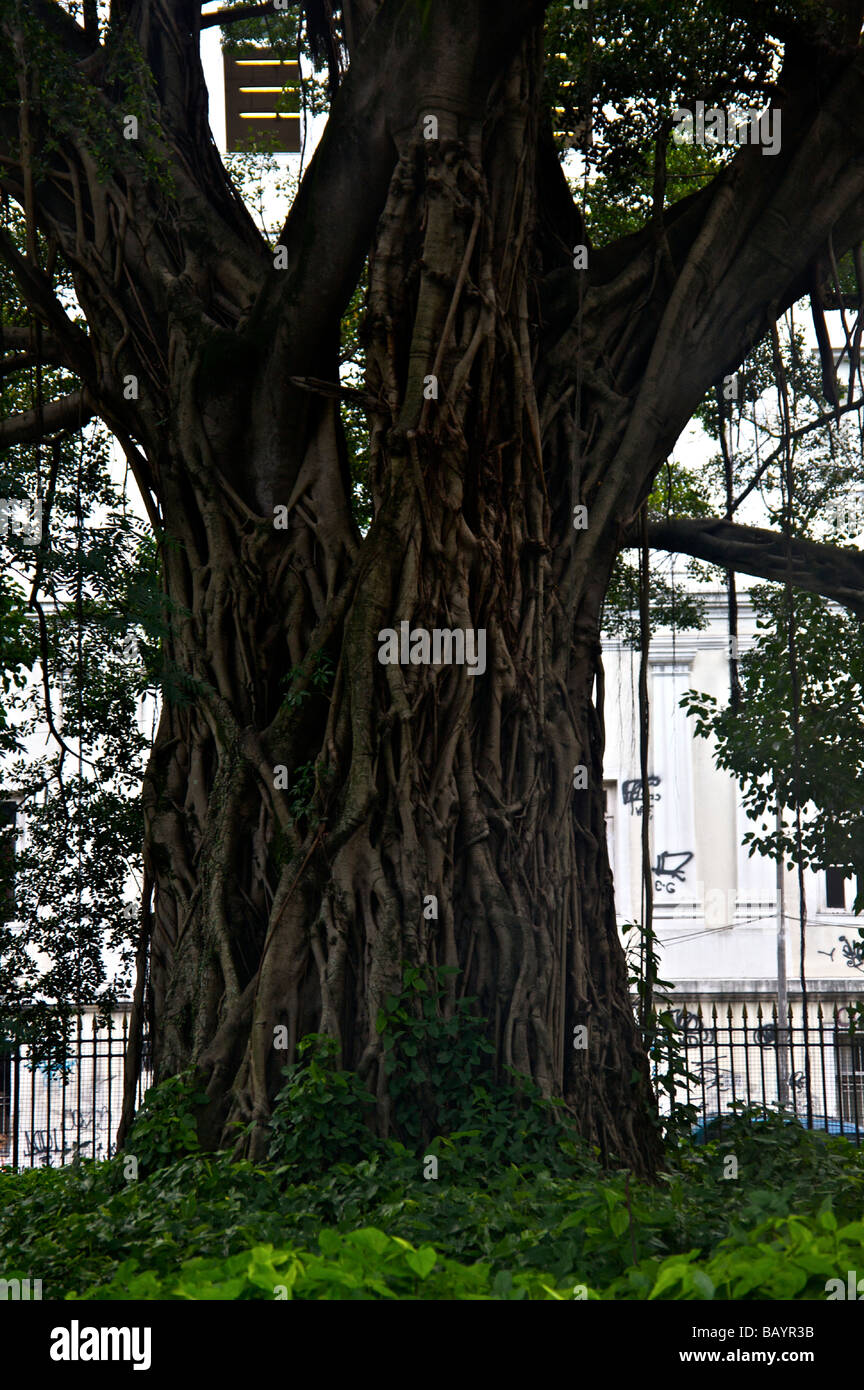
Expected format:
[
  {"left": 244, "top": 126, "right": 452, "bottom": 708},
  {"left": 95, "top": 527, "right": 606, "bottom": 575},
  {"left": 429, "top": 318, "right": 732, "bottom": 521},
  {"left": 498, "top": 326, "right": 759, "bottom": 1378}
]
[
  {"left": 68, "top": 1227, "right": 572, "bottom": 1302},
  {"left": 373, "top": 965, "right": 577, "bottom": 1163},
  {"left": 0, "top": 425, "right": 158, "bottom": 1036},
  {"left": 2, "top": 1102, "right": 863, "bottom": 1300},
  {"left": 267, "top": 1036, "right": 379, "bottom": 1180},
  {"left": 0, "top": 202, "right": 169, "bottom": 1038},
  {"left": 546, "top": 0, "right": 780, "bottom": 228},
  {"left": 124, "top": 1072, "right": 208, "bottom": 1173},
  {"left": 603, "top": 555, "right": 709, "bottom": 647},
  {"left": 265, "top": 969, "right": 583, "bottom": 1181},
  {"left": 376, "top": 964, "right": 497, "bottom": 1146},
  {"left": 682, "top": 588, "right": 864, "bottom": 910},
  {"left": 622, "top": 922, "right": 700, "bottom": 1142}
]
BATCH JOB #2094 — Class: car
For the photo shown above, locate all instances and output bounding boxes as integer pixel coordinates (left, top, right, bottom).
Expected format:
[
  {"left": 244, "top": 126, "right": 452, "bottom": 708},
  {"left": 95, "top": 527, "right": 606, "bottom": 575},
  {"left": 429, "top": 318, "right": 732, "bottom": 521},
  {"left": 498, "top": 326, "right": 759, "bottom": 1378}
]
[{"left": 691, "top": 1110, "right": 864, "bottom": 1144}]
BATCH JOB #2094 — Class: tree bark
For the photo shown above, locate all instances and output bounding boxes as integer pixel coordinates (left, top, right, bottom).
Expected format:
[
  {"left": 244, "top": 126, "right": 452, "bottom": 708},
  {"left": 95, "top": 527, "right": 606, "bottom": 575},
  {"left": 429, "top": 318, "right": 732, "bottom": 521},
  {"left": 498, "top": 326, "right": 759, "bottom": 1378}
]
[{"left": 646, "top": 518, "right": 864, "bottom": 618}]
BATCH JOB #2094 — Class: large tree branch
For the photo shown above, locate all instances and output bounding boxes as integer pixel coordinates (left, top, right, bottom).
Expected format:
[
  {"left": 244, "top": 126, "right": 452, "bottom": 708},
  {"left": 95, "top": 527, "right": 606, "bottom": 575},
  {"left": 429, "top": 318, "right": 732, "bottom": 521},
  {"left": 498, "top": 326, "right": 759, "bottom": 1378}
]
[
  {"left": 0, "top": 16, "right": 267, "bottom": 443},
  {"left": 0, "top": 328, "right": 76, "bottom": 378},
  {"left": 547, "top": 17, "right": 864, "bottom": 390},
  {"left": 645, "top": 517, "right": 864, "bottom": 619},
  {"left": 0, "top": 390, "right": 94, "bottom": 448},
  {"left": 544, "top": 39, "right": 864, "bottom": 584}
]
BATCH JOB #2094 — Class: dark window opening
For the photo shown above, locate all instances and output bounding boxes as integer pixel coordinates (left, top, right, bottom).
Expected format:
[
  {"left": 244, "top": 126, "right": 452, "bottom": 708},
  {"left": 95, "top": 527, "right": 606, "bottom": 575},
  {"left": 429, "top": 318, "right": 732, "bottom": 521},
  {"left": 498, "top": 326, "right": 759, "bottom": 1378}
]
[
  {"left": 0, "top": 799, "right": 17, "bottom": 921},
  {"left": 826, "top": 868, "right": 848, "bottom": 910},
  {"left": 837, "top": 1039, "right": 864, "bottom": 1123},
  {"left": 827, "top": 867, "right": 850, "bottom": 911}
]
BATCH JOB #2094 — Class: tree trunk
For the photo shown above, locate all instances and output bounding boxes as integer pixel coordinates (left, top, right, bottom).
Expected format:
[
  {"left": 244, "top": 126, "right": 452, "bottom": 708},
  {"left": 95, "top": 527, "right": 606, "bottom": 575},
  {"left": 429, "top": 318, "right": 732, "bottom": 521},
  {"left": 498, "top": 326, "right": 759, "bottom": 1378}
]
[{"left": 130, "top": 27, "right": 661, "bottom": 1173}]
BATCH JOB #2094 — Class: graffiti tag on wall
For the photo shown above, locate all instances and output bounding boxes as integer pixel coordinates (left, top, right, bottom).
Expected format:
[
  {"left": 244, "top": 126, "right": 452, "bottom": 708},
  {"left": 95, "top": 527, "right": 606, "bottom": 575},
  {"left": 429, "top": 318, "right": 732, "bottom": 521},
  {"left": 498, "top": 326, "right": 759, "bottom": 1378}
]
[
  {"left": 22, "top": 1104, "right": 114, "bottom": 1162},
  {"left": 653, "top": 850, "right": 694, "bottom": 893},
  {"left": 839, "top": 935, "right": 864, "bottom": 973},
  {"left": 622, "top": 776, "right": 662, "bottom": 817}
]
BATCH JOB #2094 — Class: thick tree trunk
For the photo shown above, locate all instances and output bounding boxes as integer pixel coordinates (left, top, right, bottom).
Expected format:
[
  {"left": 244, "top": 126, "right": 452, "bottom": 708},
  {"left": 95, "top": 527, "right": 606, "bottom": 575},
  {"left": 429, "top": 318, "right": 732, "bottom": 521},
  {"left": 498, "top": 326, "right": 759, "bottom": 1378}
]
[
  {"left": 142, "top": 496, "right": 657, "bottom": 1170},
  {"left": 131, "top": 31, "right": 661, "bottom": 1173}
]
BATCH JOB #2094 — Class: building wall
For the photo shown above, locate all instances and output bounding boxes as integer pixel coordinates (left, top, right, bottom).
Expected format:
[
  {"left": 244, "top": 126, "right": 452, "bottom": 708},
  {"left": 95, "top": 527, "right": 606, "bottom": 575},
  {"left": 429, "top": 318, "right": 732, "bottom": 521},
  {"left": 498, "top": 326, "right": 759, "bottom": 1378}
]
[{"left": 602, "top": 590, "right": 864, "bottom": 1008}]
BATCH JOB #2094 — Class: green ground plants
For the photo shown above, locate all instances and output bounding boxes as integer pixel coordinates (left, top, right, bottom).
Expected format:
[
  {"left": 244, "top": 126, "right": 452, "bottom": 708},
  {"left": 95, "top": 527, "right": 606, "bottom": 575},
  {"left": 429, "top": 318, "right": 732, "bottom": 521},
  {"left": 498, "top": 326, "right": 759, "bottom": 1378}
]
[{"left": 2, "top": 1039, "right": 863, "bottom": 1300}]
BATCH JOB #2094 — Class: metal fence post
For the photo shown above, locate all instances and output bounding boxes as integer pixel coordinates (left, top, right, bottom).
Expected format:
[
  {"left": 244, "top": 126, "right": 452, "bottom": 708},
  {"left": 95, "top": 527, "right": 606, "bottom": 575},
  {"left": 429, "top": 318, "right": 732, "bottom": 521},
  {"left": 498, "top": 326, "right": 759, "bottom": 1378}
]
[{"left": 11, "top": 1042, "right": 19, "bottom": 1171}]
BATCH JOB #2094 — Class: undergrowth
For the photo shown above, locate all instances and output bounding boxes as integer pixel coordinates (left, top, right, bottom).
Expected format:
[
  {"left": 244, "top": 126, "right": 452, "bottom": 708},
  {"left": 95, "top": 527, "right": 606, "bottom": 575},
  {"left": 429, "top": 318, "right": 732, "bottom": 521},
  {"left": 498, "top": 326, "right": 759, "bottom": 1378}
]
[{"left": 2, "top": 967, "right": 862, "bottom": 1300}]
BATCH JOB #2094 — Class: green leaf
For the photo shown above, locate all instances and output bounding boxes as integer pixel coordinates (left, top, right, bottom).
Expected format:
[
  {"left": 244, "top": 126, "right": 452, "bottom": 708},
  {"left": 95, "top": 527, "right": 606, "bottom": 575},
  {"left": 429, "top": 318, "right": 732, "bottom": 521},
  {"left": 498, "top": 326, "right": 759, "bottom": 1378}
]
[
  {"left": 609, "top": 1207, "right": 630, "bottom": 1238},
  {"left": 405, "top": 1246, "right": 437, "bottom": 1279}
]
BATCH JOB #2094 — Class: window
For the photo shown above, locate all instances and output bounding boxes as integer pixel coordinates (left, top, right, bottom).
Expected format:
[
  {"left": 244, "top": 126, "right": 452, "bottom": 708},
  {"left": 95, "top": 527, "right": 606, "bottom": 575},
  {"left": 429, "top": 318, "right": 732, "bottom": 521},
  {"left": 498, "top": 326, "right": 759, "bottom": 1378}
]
[
  {"left": 826, "top": 868, "right": 849, "bottom": 910},
  {"left": 604, "top": 784, "right": 615, "bottom": 879},
  {"left": 837, "top": 1038, "right": 864, "bottom": 1123}
]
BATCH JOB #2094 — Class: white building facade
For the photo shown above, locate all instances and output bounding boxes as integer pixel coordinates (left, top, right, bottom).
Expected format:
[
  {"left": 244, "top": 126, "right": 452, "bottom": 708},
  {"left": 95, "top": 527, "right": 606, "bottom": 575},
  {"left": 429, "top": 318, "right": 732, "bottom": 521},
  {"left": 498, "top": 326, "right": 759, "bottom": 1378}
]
[
  {"left": 603, "top": 589, "right": 864, "bottom": 1017},
  {"left": 603, "top": 589, "right": 864, "bottom": 1123}
]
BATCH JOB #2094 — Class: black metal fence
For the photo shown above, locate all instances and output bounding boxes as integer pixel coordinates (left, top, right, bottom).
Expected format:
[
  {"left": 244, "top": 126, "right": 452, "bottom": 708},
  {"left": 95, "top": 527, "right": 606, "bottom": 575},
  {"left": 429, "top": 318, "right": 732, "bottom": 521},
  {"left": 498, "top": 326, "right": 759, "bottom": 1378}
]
[
  {"left": 2, "top": 1003, "right": 864, "bottom": 1168},
  {"left": 649, "top": 1002, "right": 864, "bottom": 1141},
  {"left": 0, "top": 1012, "right": 152, "bottom": 1169}
]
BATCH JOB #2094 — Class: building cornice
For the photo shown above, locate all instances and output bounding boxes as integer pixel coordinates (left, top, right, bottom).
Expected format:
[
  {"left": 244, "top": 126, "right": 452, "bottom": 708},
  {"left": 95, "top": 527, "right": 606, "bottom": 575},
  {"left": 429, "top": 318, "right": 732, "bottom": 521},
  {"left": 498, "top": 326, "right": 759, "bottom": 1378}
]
[{"left": 664, "top": 978, "right": 864, "bottom": 998}]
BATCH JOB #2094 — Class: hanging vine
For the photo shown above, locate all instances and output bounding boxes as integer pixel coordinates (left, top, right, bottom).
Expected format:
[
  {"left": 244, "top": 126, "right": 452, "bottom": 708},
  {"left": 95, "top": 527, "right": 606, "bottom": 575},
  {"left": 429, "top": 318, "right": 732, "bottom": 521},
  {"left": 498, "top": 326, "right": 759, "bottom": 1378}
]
[
  {"left": 637, "top": 503, "right": 654, "bottom": 1030},
  {"left": 772, "top": 317, "right": 812, "bottom": 1122},
  {"left": 716, "top": 379, "right": 741, "bottom": 710}
]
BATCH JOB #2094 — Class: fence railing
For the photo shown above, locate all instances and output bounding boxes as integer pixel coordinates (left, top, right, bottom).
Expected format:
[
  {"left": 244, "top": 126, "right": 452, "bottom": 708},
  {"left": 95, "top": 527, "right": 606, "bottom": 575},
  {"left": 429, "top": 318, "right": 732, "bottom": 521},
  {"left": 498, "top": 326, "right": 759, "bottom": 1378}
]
[
  {"left": 648, "top": 1002, "right": 864, "bottom": 1140},
  {"left": 0, "top": 1012, "right": 152, "bottom": 1169},
  {"left": 3, "top": 1003, "right": 863, "bottom": 1168}
]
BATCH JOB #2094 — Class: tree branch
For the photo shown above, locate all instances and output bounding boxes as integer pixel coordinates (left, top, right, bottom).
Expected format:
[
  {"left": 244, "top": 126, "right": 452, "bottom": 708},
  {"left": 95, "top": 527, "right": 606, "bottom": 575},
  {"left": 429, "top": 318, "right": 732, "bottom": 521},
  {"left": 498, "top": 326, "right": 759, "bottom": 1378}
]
[
  {"left": 645, "top": 517, "right": 864, "bottom": 618},
  {"left": 544, "top": 40, "right": 864, "bottom": 563},
  {"left": 731, "top": 396, "right": 864, "bottom": 514},
  {"left": 0, "top": 391, "right": 94, "bottom": 448},
  {"left": 0, "top": 227, "right": 96, "bottom": 385},
  {"left": 0, "top": 329, "right": 71, "bottom": 377},
  {"left": 0, "top": 327, "right": 64, "bottom": 356}
]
